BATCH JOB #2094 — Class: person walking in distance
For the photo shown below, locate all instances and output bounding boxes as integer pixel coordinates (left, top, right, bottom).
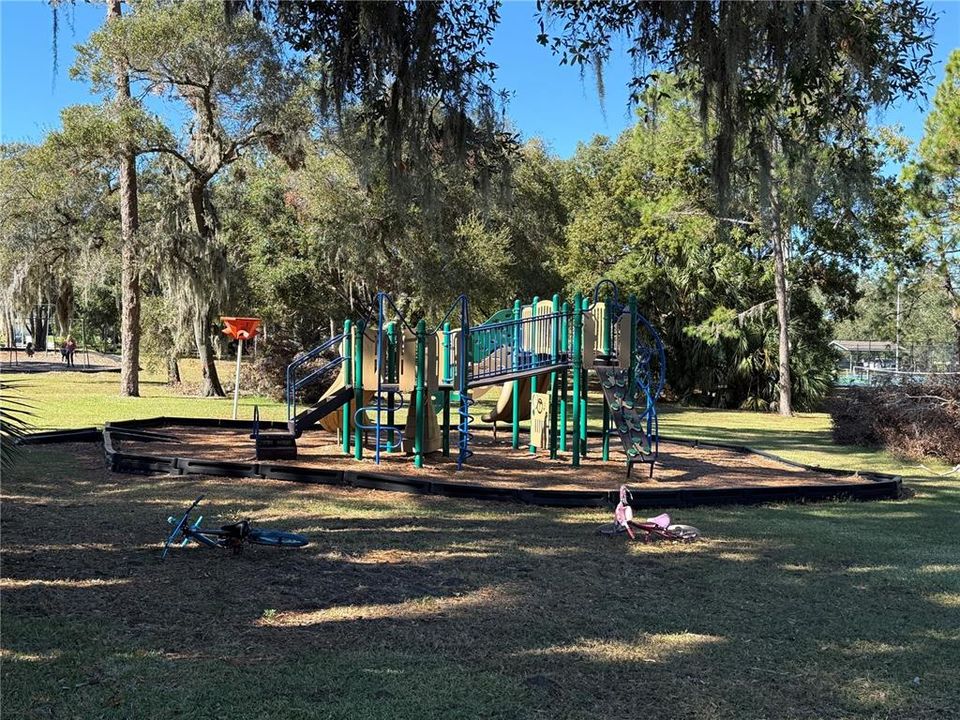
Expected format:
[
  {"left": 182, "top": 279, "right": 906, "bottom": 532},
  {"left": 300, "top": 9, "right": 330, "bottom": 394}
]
[{"left": 65, "top": 335, "right": 77, "bottom": 368}]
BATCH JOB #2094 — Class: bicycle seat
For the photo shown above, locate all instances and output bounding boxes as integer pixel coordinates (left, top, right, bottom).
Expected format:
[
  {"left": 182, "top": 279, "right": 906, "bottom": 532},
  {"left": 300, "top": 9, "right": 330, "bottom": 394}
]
[{"left": 220, "top": 520, "right": 251, "bottom": 538}]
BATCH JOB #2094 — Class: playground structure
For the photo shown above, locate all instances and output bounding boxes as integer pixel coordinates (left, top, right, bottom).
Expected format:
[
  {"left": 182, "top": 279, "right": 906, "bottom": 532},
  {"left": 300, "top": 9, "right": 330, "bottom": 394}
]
[{"left": 260, "top": 279, "right": 666, "bottom": 478}]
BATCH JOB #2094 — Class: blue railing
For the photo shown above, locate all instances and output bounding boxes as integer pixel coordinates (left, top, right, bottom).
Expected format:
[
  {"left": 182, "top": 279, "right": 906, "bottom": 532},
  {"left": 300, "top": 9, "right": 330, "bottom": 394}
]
[
  {"left": 285, "top": 332, "right": 347, "bottom": 421},
  {"left": 467, "top": 311, "right": 567, "bottom": 385}
]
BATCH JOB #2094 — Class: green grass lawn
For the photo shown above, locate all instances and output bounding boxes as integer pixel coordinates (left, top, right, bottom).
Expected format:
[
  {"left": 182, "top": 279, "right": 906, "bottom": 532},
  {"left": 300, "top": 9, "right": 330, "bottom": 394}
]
[
  {"left": 3, "top": 359, "right": 289, "bottom": 428},
  {"left": 3, "top": 370, "right": 958, "bottom": 718}
]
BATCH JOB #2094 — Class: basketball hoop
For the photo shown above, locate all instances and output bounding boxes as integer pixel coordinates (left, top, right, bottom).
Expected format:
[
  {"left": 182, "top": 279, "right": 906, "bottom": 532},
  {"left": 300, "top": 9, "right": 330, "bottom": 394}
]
[
  {"left": 221, "top": 317, "right": 260, "bottom": 341},
  {"left": 221, "top": 317, "right": 261, "bottom": 420}
]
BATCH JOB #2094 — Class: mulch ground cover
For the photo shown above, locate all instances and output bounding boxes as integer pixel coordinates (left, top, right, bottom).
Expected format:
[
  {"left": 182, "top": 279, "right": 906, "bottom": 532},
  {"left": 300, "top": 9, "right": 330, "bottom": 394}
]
[{"left": 115, "top": 424, "right": 870, "bottom": 492}]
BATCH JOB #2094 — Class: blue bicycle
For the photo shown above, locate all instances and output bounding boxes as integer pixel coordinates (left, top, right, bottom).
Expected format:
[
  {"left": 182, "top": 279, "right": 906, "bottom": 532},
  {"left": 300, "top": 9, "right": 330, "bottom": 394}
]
[{"left": 162, "top": 496, "right": 309, "bottom": 559}]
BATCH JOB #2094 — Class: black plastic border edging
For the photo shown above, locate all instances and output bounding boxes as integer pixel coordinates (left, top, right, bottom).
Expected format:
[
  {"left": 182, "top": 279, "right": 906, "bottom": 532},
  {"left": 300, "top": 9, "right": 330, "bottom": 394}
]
[
  {"left": 18, "top": 427, "right": 103, "bottom": 444},
  {"left": 19, "top": 417, "right": 902, "bottom": 509}
]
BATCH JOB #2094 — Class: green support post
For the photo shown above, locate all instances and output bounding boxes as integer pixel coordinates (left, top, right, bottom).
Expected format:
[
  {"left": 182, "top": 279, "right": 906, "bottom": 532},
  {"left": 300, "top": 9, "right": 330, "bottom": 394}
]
[
  {"left": 442, "top": 321, "right": 451, "bottom": 456},
  {"left": 571, "top": 292, "right": 583, "bottom": 467},
  {"left": 580, "top": 297, "right": 589, "bottom": 456},
  {"left": 560, "top": 302, "right": 569, "bottom": 452},
  {"left": 414, "top": 319, "right": 426, "bottom": 468},
  {"left": 353, "top": 323, "right": 364, "bottom": 461},
  {"left": 342, "top": 319, "right": 352, "bottom": 455},
  {"left": 386, "top": 322, "right": 397, "bottom": 452},
  {"left": 602, "top": 298, "right": 611, "bottom": 462},
  {"left": 511, "top": 299, "right": 521, "bottom": 449},
  {"left": 529, "top": 295, "right": 539, "bottom": 454},
  {"left": 549, "top": 293, "right": 560, "bottom": 459}
]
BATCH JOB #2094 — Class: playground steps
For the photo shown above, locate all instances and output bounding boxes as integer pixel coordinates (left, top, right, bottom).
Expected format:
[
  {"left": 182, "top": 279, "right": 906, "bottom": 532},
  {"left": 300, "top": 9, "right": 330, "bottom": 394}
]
[
  {"left": 255, "top": 431, "right": 298, "bottom": 460},
  {"left": 289, "top": 385, "right": 355, "bottom": 438}
]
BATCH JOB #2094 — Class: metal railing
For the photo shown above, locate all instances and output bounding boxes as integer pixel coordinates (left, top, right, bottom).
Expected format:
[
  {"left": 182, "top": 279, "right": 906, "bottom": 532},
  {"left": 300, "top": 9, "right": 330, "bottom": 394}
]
[
  {"left": 467, "top": 310, "right": 567, "bottom": 385},
  {"left": 285, "top": 332, "right": 346, "bottom": 421}
]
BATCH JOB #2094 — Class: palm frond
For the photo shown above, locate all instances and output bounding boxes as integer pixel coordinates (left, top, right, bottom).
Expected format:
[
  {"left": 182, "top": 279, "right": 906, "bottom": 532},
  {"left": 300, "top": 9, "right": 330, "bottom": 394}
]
[{"left": 1, "top": 380, "right": 34, "bottom": 472}]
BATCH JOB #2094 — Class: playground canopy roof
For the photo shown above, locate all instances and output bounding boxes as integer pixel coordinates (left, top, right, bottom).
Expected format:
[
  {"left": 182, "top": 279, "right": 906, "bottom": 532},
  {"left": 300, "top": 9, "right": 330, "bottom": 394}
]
[{"left": 830, "top": 340, "right": 902, "bottom": 354}]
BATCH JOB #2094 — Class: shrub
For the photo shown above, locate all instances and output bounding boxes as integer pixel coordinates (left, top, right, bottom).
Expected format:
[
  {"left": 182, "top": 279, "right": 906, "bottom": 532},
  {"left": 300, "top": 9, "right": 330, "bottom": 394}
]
[
  {"left": 827, "top": 379, "right": 960, "bottom": 464},
  {"left": 236, "top": 329, "right": 339, "bottom": 405},
  {"left": 237, "top": 331, "right": 301, "bottom": 402}
]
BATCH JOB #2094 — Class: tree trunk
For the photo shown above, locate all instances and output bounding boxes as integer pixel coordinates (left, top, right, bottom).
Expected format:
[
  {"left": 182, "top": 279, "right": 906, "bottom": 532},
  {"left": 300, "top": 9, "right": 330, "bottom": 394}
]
[
  {"left": 186, "top": 178, "right": 225, "bottom": 396},
  {"left": 167, "top": 354, "right": 181, "bottom": 385},
  {"left": 109, "top": 0, "right": 141, "bottom": 397},
  {"left": 55, "top": 277, "right": 74, "bottom": 337},
  {"left": 934, "top": 245, "right": 960, "bottom": 366},
  {"left": 28, "top": 306, "right": 49, "bottom": 351},
  {"left": 3, "top": 310, "right": 14, "bottom": 348},
  {"left": 757, "top": 140, "right": 793, "bottom": 415},
  {"left": 194, "top": 310, "right": 224, "bottom": 397}
]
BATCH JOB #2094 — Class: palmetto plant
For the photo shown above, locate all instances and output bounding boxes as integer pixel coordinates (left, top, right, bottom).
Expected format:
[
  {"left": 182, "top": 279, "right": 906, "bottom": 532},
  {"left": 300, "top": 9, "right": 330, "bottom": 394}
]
[{"left": 1, "top": 380, "right": 33, "bottom": 472}]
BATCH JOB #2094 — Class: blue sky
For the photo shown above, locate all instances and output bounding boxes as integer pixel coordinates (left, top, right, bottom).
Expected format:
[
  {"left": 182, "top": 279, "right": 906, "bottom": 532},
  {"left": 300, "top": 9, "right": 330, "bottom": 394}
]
[{"left": 1, "top": 0, "right": 958, "bottom": 159}]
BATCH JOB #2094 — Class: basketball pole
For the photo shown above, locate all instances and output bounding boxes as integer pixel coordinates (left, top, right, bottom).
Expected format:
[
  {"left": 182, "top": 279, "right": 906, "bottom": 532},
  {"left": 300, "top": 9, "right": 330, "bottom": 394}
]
[{"left": 232, "top": 337, "right": 243, "bottom": 420}]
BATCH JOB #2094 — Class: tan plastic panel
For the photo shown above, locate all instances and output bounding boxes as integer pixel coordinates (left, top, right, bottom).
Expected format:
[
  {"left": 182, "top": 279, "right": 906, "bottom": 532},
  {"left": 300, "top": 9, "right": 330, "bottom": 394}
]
[
  {"left": 360, "top": 329, "right": 380, "bottom": 383},
  {"left": 398, "top": 328, "right": 439, "bottom": 392},
  {"left": 520, "top": 304, "right": 534, "bottom": 352},
  {"left": 615, "top": 313, "right": 631, "bottom": 369},
  {"left": 533, "top": 299, "right": 556, "bottom": 355}
]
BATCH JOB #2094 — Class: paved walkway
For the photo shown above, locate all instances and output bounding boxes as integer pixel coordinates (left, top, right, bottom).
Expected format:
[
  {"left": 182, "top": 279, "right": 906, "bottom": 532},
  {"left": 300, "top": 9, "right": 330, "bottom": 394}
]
[{"left": 1, "top": 349, "right": 120, "bottom": 374}]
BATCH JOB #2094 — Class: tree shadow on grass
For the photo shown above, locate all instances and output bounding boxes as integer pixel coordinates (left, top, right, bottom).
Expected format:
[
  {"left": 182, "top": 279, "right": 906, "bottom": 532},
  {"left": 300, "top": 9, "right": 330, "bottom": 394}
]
[{"left": 2, "top": 444, "right": 958, "bottom": 719}]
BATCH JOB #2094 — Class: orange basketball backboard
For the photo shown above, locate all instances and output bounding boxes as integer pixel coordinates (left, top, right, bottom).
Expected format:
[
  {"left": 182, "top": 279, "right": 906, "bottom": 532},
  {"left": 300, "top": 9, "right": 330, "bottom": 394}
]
[{"left": 221, "top": 317, "right": 261, "bottom": 341}]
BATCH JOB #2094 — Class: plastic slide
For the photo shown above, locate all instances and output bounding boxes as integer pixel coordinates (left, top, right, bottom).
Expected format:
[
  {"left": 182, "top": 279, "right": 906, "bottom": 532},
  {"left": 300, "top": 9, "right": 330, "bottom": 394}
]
[
  {"left": 401, "top": 389, "right": 443, "bottom": 455},
  {"left": 311, "top": 363, "right": 372, "bottom": 434},
  {"left": 481, "top": 372, "right": 551, "bottom": 426}
]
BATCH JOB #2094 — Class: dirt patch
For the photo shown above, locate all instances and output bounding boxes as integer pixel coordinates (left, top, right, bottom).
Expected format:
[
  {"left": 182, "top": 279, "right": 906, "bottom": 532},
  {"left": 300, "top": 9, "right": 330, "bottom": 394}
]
[{"left": 114, "top": 425, "right": 868, "bottom": 492}]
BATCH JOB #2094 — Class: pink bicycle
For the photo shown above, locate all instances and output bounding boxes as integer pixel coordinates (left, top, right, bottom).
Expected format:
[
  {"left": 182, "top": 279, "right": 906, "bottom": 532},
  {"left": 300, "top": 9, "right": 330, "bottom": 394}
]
[{"left": 598, "top": 485, "right": 700, "bottom": 541}]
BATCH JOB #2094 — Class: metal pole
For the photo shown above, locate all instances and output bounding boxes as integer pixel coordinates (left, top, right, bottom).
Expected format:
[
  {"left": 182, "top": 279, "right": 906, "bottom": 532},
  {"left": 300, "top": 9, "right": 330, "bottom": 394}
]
[
  {"left": 571, "top": 292, "right": 583, "bottom": 467},
  {"left": 550, "top": 293, "right": 560, "bottom": 459},
  {"left": 628, "top": 295, "right": 638, "bottom": 399},
  {"left": 511, "top": 299, "right": 521, "bottom": 449},
  {"left": 896, "top": 281, "right": 901, "bottom": 372},
  {"left": 81, "top": 316, "right": 90, "bottom": 368},
  {"left": 457, "top": 295, "right": 472, "bottom": 469},
  {"left": 580, "top": 297, "right": 589, "bottom": 456},
  {"left": 442, "top": 321, "right": 451, "bottom": 456},
  {"left": 414, "top": 318, "right": 426, "bottom": 468},
  {"left": 375, "top": 295, "right": 385, "bottom": 464},
  {"left": 342, "top": 319, "right": 352, "bottom": 455},
  {"left": 529, "top": 295, "right": 539, "bottom": 454},
  {"left": 231, "top": 338, "right": 243, "bottom": 420},
  {"left": 602, "top": 299, "right": 611, "bottom": 462},
  {"left": 560, "top": 302, "right": 568, "bottom": 452},
  {"left": 354, "top": 322, "right": 364, "bottom": 461}
]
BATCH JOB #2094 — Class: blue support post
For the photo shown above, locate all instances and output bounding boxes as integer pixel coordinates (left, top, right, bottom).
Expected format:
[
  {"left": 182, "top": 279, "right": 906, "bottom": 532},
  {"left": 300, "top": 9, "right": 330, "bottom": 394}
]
[
  {"left": 549, "top": 293, "right": 560, "bottom": 459},
  {"left": 560, "top": 302, "right": 569, "bottom": 452},
  {"left": 529, "top": 295, "right": 539, "bottom": 454},
  {"left": 342, "top": 319, "right": 352, "bottom": 455},
  {"left": 442, "top": 321, "right": 451, "bottom": 457},
  {"left": 580, "top": 296, "right": 589, "bottom": 456},
  {"left": 602, "top": 299, "right": 611, "bottom": 462}
]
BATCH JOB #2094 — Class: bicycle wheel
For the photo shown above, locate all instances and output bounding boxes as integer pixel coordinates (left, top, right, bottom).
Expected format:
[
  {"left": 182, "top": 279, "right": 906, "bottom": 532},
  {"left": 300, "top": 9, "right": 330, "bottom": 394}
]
[
  {"left": 246, "top": 529, "right": 309, "bottom": 548},
  {"left": 666, "top": 524, "right": 700, "bottom": 541}
]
